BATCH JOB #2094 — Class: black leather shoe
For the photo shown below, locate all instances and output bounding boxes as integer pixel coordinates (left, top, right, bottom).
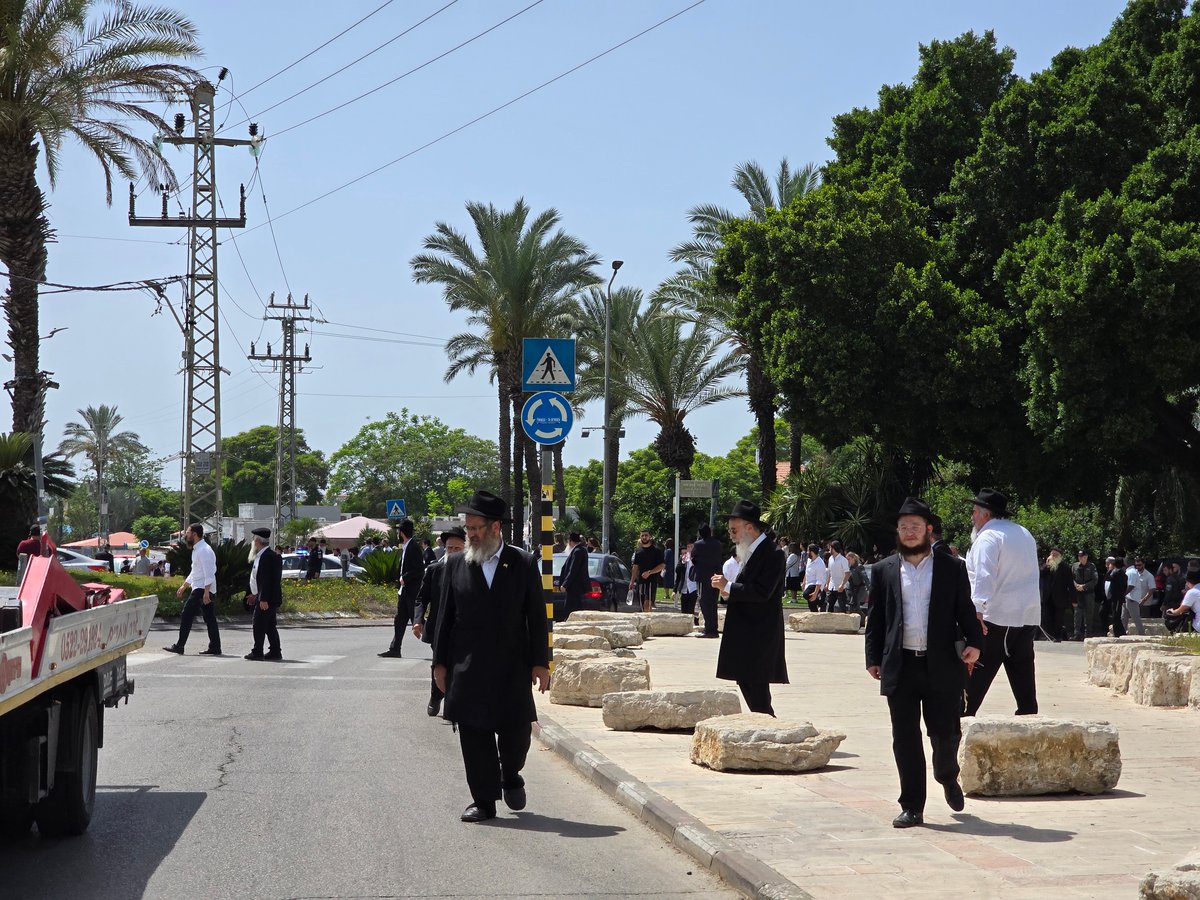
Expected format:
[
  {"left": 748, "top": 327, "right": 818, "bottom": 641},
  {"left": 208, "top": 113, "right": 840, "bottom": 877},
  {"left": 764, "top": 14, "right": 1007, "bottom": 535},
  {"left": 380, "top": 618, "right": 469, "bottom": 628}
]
[
  {"left": 244, "top": 651, "right": 264, "bottom": 661},
  {"left": 199, "top": 648, "right": 222, "bottom": 656},
  {"left": 944, "top": 781, "right": 965, "bottom": 812},
  {"left": 163, "top": 644, "right": 184, "bottom": 655},
  {"left": 892, "top": 809, "right": 924, "bottom": 828},
  {"left": 264, "top": 650, "right": 283, "bottom": 661},
  {"left": 378, "top": 649, "right": 402, "bottom": 658},
  {"left": 426, "top": 702, "right": 441, "bottom": 717},
  {"left": 461, "top": 803, "right": 496, "bottom": 823},
  {"left": 502, "top": 785, "right": 526, "bottom": 811}
]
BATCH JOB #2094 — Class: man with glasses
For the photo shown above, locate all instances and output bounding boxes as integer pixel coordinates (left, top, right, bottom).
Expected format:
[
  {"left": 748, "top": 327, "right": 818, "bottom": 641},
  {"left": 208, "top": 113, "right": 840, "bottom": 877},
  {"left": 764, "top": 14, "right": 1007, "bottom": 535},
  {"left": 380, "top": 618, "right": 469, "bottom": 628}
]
[{"left": 1124, "top": 557, "right": 1155, "bottom": 636}]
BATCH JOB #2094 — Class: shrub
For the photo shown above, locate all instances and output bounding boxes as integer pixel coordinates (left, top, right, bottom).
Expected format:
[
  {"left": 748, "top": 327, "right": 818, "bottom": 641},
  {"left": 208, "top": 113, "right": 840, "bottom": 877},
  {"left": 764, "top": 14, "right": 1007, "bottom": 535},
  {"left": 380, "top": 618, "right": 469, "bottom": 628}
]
[{"left": 358, "top": 549, "right": 400, "bottom": 585}]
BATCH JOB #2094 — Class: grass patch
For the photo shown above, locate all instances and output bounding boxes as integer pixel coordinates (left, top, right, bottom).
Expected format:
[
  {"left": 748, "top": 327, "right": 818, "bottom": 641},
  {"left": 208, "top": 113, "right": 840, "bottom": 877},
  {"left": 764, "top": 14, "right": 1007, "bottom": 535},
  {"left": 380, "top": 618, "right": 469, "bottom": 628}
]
[
  {"left": 1161, "top": 633, "right": 1200, "bottom": 654},
  {"left": 66, "top": 571, "right": 396, "bottom": 617}
]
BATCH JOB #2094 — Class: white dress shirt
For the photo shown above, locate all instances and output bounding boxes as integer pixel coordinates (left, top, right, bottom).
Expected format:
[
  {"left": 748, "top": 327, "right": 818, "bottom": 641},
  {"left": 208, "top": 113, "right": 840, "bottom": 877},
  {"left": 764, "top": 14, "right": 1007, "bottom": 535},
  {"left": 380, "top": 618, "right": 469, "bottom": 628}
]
[
  {"left": 481, "top": 543, "right": 505, "bottom": 588},
  {"left": 249, "top": 546, "right": 265, "bottom": 595},
  {"left": 721, "top": 555, "right": 739, "bottom": 598},
  {"left": 965, "top": 518, "right": 1040, "bottom": 626},
  {"left": 900, "top": 552, "right": 934, "bottom": 651},
  {"left": 826, "top": 552, "right": 850, "bottom": 591},
  {"left": 804, "top": 555, "right": 827, "bottom": 589},
  {"left": 1126, "top": 567, "right": 1156, "bottom": 604},
  {"left": 186, "top": 539, "right": 217, "bottom": 593}
]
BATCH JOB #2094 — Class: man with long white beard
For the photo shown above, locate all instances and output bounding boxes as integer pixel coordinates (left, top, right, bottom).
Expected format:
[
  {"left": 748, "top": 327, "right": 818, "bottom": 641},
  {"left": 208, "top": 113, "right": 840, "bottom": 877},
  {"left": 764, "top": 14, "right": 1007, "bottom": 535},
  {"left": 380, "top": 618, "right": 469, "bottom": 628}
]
[
  {"left": 711, "top": 500, "right": 788, "bottom": 715},
  {"left": 432, "top": 491, "right": 550, "bottom": 823}
]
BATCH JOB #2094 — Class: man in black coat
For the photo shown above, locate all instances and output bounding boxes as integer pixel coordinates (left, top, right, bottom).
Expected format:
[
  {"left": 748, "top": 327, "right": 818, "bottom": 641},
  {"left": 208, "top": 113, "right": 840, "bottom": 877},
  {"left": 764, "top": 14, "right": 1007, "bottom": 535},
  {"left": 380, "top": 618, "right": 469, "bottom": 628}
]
[
  {"left": 380, "top": 519, "right": 426, "bottom": 658},
  {"left": 245, "top": 527, "right": 283, "bottom": 660},
  {"left": 413, "top": 527, "right": 466, "bottom": 716},
  {"left": 432, "top": 491, "right": 550, "bottom": 823},
  {"left": 691, "top": 523, "right": 725, "bottom": 637},
  {"left": 710, "top": 500, "right": 788, "bottom": 715},
  {"left": 1107, "top": 556, "right": 1129, "bottom": 637},
  {"left": 558, "top": 531, "right": 590, "bottom": 619},
  {"left": 865, "top": 497, "right": 984, "bottom": 829}
]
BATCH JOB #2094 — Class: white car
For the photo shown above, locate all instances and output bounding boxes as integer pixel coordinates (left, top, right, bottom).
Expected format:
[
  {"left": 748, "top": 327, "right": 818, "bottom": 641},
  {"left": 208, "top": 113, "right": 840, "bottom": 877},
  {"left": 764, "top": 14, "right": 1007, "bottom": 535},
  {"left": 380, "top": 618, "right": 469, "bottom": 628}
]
[
  {"left": 54, "top": 547, "right": 112, "bottom": 573},
  {"left": 280, "top": 553, "right": 365, "bottom": 580}
]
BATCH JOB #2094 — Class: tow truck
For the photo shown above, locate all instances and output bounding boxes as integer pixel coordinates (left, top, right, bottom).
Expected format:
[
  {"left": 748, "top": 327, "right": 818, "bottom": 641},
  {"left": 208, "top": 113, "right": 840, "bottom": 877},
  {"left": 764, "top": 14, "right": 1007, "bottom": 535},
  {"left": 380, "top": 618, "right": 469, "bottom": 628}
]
[{"left": 0, "top": 539, "right": 156, "bottom": 837}]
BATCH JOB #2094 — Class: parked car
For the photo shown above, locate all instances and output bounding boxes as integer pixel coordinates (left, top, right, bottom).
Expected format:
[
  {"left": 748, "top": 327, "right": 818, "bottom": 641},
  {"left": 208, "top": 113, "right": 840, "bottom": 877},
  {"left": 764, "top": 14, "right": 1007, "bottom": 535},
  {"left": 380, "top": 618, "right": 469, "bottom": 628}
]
[
  {"left": 281, "top": 552, "right": 365, "bottom": 580},
  {"left": 54, "top": 547, "right": 110, "bottom": 573},
  {"left": 550, "top": 552, "right": 631, "bottom": 620}
]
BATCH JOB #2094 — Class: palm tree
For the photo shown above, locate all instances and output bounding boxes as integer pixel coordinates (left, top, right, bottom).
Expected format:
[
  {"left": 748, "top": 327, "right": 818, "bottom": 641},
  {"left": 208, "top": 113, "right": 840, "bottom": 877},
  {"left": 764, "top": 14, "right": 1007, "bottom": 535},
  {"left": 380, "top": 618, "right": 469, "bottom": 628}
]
[
  {"left": 412, "top": 200, "right": 599, "bottom": 542},
  {"left": 0, "top": 0, "right": 201, "bottom": 435},
  {"left": 623, "top": 312, "right": 744, "bottom": 479},
  {"left": 57, "top": 405, "right": 144, "bottom": 545},
  {"left": 661, "top": 158, "right": 820, "bottom": 495}
]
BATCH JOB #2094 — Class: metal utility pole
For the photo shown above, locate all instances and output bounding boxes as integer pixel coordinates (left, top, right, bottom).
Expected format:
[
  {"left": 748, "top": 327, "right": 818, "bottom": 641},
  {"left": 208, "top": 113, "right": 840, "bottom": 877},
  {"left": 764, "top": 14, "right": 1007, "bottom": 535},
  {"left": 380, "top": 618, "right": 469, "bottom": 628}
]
[
  {"left": 249, "top": 294, "right": 312, "bottom": 546},
  {"left": 130, "top": 79, "right": 255, "bottom": 540},
  {"left": 601, "top": 259, "right": 623, "bottom": 553}
]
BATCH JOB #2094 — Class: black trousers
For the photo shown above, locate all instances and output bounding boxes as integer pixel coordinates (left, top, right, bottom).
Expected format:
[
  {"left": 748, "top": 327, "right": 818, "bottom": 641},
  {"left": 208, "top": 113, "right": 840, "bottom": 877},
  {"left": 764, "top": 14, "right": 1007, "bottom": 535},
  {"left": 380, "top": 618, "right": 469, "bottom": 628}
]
[
  {"left": 680, "top": 591, "right": 698, "bottom": 617},
  {"left": 457, "top": 722, "right": 532, "bottom": 807},
  {"left": 428, "top": 666, "right": 444, "bottom": 706},
  {"left": 564, "top": 590, "right": 584, "bottom": 619},
  {"left": 698, "top": 583, "right": 720, "bottom": 635},
  {"left": 737, "top": 681, "right": 774, "bottom": 716},
  {"left": 887, "top": 652, "right": 963, "bottom": 814},
  {"left": 826, "top": 589, "right": 847, "bottom": 613},
  {"left": 965, "top": 623, "right": 1038, "bottom": 716},
  {"left": 390, "top": 594, "right": 415, "bottom": 653},
  {"left": 178, "top": 588, "right": 220, "bottom": 651},
  {"left": 252, "top": 603, "right": 281, "bottom": 654},
  {"left": 804, "top": 584, "right": 824, "bottom": 611}
]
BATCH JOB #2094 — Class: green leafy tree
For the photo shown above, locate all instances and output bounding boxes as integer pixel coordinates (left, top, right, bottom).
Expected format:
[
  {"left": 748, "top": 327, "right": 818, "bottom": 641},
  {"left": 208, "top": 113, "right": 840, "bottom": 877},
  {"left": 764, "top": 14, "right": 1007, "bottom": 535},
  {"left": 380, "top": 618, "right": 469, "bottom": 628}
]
[
  {"left": 0, "top": 433, "right": 36, "bottom": 566},
  {"left": 220, "top": 425, "right": 329, "bottom": 512},
  {"left": 0, "top": 0, "right": 200, "bottom": 434},
  {"left": 130, "top": 514, "right": 176, "bottom": 545},
  {"left": 327, "top": 410, "right": 500, "bottom": 520},
  {"left": 57, "top": 405, "right": 146, "bottom": 540},
  {"left": 412, "top": 199, "right": 599, "bottom": 542},
  {"left": 281, "top": 517, "right": 318, "bottom": 546}
]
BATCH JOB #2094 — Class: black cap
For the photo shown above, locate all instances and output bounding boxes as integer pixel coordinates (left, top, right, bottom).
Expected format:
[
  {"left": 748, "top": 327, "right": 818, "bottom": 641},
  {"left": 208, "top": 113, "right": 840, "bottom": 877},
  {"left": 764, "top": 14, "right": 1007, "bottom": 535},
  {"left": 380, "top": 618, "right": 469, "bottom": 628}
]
[
  {"left": 723, "top": 500, "right": 764, "bottom": 528},
  {"left": 441, "top": 526, "right": 466, "bottom": 542},
  {"left": 896, "top": 496, "right": 934, "bottom": 522},
  {"left": 251, "top": 527, "right": 271, "bottom": 539},
  {"left": 970, "top": 488, "right": 1009, "bottom": 516},
  {"left": 455, "top": 489, "right": 510, "bottom": 522}
]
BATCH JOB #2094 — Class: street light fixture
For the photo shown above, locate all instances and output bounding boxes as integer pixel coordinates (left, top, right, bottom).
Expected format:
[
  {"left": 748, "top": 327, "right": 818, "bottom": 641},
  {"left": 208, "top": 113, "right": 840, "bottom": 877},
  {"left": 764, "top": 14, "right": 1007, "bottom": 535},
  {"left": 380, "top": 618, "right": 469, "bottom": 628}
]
[{"left": 601, "top": 259, "right": 623, "bottom": 553}]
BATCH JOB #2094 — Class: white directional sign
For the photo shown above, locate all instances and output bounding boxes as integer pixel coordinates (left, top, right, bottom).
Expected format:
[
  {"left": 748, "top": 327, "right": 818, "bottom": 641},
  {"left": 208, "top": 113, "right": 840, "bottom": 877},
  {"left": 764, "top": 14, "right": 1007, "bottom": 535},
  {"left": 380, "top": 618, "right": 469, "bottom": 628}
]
[{"left": 521, "top": 391, "right": 575, "bottom": 445}]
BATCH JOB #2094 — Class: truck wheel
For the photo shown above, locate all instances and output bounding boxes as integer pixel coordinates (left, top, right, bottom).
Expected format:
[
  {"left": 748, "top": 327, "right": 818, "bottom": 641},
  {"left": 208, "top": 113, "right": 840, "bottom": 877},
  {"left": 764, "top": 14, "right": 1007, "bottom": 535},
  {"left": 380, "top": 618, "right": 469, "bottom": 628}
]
[{"left": 35, "top": 687, "right": 98, "bottom": 837}]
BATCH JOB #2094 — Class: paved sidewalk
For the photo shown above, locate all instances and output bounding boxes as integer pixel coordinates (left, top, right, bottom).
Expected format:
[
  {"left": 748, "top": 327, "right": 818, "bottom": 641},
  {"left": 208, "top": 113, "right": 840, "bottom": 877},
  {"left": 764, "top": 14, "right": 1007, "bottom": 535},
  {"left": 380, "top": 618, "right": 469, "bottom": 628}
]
[{"left": 535, "top": 627, "right": 1199, "bottom": 898}]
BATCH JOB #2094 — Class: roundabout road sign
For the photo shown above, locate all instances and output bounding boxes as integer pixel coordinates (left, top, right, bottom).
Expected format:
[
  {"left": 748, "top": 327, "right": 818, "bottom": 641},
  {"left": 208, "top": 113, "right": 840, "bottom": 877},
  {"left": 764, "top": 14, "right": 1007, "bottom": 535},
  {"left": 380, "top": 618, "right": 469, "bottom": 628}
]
[{"left": 521, "top": 391, "right": 574, "bottom": 445}]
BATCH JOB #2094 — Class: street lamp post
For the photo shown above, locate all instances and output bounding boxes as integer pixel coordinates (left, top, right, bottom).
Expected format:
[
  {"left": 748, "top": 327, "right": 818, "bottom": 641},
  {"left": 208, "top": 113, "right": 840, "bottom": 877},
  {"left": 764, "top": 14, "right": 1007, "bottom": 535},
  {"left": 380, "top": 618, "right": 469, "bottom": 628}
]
[{"left": 601, "top": 259, "right": 623, "bottom": 553}]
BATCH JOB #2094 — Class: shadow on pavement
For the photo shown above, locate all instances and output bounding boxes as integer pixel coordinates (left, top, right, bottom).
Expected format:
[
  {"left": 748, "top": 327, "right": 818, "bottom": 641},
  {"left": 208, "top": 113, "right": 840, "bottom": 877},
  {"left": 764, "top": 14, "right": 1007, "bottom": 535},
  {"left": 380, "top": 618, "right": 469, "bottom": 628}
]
[
  {"left": 971, "top": 788, "right": 1146, "bottom": 803},
  {"left": 488, "top": 812, "right": 627, "bottom": 838},
  {"left": 0, "top": 784, "right": 205, "bottom": 898},
  {"left": 925, "top": 813, "right": 1075, "bottom": 842}
]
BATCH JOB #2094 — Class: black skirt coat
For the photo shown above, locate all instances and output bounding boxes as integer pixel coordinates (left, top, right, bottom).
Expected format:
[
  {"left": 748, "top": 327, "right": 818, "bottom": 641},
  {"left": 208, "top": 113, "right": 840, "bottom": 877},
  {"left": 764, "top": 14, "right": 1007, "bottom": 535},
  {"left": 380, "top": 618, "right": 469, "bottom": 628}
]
[{"left": 716, "top": 537, "right": 789, "bottom": 684}]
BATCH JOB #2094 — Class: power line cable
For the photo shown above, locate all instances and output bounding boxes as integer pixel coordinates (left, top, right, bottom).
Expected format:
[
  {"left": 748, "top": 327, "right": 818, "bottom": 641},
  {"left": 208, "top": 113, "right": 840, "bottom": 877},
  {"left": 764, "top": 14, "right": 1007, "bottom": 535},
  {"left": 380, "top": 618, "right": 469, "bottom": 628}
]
[
  {"left": 309, "top": 330, "right": 443, "bottom": 348},
  {"left": 0, "top": 270, "right": 186, "bottom": 294},
  {"left": 314, "top": 319, "right": 449, "bottom": 342},
  {"left": 254, "top": 0, "right": 541, "bottom": 140},
  {"left": 237, "top": 0, "right": 708, "bottom": 234}
]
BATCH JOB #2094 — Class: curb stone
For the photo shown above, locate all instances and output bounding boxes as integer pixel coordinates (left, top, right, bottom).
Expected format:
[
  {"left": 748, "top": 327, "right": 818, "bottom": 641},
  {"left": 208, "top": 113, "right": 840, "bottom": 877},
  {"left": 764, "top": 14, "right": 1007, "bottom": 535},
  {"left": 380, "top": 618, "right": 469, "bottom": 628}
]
[{"left": 533, "top": 715, "right": 812, "bottom": 900}]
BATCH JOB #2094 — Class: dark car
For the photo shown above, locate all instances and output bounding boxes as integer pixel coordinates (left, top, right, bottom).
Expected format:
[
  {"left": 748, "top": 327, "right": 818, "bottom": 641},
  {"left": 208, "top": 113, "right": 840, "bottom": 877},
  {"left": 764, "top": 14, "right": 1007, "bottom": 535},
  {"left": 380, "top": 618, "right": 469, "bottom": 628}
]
[{"left": 550, "top": 552, "right": 631, "bottom": 621}]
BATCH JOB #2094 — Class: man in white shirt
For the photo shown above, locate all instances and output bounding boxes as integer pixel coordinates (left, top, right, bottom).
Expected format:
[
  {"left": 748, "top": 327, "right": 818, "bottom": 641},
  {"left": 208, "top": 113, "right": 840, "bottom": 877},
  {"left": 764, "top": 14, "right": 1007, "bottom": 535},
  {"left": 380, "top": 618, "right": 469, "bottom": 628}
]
[
  {"left": 803, "top": 544, "right": 827, "bottom": 612},
  {"left": 1166, "top": 570, "right": 1200, "bottom": 632},
  {"left": 825, "top": 540, "right": 851, "bottom": 612},
  {"left": 1124, "top": 557, "right": 1155, "bottom": 636},
  {"left": 164, "top": 523, "right": 221, "bottom": 656},
  {"left": 963, "top": 489, "right": 1041, "bottom": 716}
]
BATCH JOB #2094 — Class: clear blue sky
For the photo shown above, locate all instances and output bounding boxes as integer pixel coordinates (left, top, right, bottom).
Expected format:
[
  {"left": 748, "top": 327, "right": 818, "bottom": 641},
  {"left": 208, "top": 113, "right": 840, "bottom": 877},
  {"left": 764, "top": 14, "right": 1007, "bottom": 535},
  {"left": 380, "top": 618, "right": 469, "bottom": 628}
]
[{"left": 16, "top": 0, "right": 1132, "bottom": 491}]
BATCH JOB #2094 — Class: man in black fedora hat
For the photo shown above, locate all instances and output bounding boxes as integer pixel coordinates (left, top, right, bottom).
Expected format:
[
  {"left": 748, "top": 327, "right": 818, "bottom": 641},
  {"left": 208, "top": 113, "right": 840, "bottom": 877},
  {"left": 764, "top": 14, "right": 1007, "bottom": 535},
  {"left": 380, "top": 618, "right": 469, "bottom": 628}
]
[
  {"left": 710, "top": 500, "right": 789, "bottom": 715},
  {"left": 432, "top": 490, "right": 550, "bottom": 823},
  {"left": 379, "top": 518, "right": 426, "bottom": 658},
  {"left": 413, "top": 526, "right": 466, "bottom": 716},
  {"left": 245, "top": 527, "right": 283, "bottom": 661},
  {"left": 558, "top": 531, "right": 590, "bottom": 619},
  {"left": 964, "top": 488, "right": 1041, "bottom": 716},
  {"left": 866, "top": 497, "right": 983, "bottom": 828}
]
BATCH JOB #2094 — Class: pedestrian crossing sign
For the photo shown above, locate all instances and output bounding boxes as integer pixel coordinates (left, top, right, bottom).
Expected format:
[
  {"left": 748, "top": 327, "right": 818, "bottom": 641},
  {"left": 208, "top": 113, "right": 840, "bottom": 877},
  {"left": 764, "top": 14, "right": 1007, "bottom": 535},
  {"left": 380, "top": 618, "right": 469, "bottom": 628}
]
[
  {"left": 522, "top": 338, "right": 575, "bottom": 393},
  {"left": 386, "top": 499, "right": 407, "bottom": 520}
]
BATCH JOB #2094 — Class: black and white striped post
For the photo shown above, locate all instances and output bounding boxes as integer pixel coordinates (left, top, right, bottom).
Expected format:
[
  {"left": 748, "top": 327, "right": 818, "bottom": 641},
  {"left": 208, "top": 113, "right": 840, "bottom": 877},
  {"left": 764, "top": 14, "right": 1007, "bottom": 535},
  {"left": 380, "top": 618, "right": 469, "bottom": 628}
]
[{"left": 540, "top": 447, "right": 555, "bottom": 672}]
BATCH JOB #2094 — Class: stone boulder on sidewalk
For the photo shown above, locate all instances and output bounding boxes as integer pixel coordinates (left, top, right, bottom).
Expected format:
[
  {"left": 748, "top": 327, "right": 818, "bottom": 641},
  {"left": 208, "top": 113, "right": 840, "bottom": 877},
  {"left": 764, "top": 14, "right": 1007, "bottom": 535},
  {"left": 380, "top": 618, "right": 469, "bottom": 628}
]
[
  {"left": 1086, "top": 637, "right": 1159, "bottom": 691},
  {"left": 549, "top": 657, "right": 651, "bottom": 707},
  {"left": 555, "top": 622, "right": 644, "bottom": 648},
  {"left": 601, "top": 689, "right": 742, "bottom": 731},
  {"left": 1130, "top": 652, "right": 1198, "bottom": 707},
  {"left": 552, "top": 633, "right": 610, "bottom": 651},
  {"left": 566, "top": 611, "right": 653, "bottom": 638},
  {"left": 787, "top": 612, "right": 861, "bottom": 634},
  {"left": 641, "top": 612, "right": 695, "bottom": 636},
  {"left": 958, "top": 716, "right": 1121, "bottom": 796},
  {"left": 690, "top": 713, "right": 846, "bottom": 772},
  {"left": 552, "top": 647, "right": 636, "bottom": 661},
  {"left": 1141, "top": 850, "right": 1200, "bottom": 899}
]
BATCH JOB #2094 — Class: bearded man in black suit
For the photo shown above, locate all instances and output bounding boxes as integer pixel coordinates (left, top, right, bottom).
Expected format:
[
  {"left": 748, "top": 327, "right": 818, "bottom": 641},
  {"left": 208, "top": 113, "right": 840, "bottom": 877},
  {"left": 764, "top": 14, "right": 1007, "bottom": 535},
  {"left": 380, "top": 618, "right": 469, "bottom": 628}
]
[
  {"left": 865, "top": 497, "right": 984, "bottom": 829},
  {"left": 710, "top": 500, "right": 789, "bottom": 715},
  {"left": 432, "top": 491, "right": 550, "bottom": 823}
]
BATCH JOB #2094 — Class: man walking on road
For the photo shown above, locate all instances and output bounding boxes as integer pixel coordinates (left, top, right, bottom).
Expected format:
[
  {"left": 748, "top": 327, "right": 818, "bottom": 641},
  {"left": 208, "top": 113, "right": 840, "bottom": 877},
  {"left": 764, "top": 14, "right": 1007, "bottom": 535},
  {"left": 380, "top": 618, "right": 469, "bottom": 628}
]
[
  {"left": 803, "top": 544, "right": 828, "bottom": 612},
  {"left": 165, "top": 523, "right": 221, "bottom": 656},
  {"left": 691, "top": 524, "right": 724, "bottom": 637},
  {"left": 432, "top": 491, "right": 550, "bottom": 823},
  {"left": 379, "top": 520, "right": 425, "bottom": 658},
  {"left": 964, "top": 489, "right": 1042, "bottom": 716},
  {"left": 244, "top": 528, "right": 283, "bottom": 661},
  {"left": 711, "top": 501, "right": 788, "bottom": 715},
  {"left": 413, "top": 526, "right": 465, "bottom": 716},
  {"left": 865, "top": 497, "right": 983, "bottom": 829},
  {"left": 1124, "top": 556, "right": 1155, "bottom": 636},
  {"left": 825, "top": 540, "right": 850, "bottom": 613}
]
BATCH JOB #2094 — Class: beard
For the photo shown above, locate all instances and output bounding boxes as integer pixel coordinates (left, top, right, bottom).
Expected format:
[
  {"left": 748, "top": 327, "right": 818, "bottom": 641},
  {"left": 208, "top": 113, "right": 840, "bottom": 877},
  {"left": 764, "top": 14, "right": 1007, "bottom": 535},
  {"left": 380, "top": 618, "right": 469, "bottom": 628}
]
[
  {"left": 970, "top": 526, "right": 979, "bottom": 544},
  {"left": 464, "top": 530, "right": 503, "bottom": 566},
  {"left": 899, "top": 535, "right": 932, "bottom": 560},
  {"left": 735, "top": 534, "right": 755, "bottom": 561}
]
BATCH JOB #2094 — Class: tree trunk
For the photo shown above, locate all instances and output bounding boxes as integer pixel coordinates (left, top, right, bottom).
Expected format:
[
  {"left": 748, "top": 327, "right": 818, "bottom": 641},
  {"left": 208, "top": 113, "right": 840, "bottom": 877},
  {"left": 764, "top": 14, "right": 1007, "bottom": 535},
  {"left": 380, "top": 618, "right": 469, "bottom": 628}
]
[
  {"left": 553, "top": 441, "right": 566, "bottom": 519},
  {"left": 781, "top": 400, "right": 803, "bottom": 476},
  {"left": 0, "top": 134, "right": 51, "bottom": 436},
  {"left": 510, "top": 395, "right": 524, "bottom": 548},
  {"left": 496, "top": 376, "right": 513, "bottom": 543},
  {"left": 603, "top": 409, "right": 621, "bottom": 551},
  {"left": 746, "top": 351, "right": 777, "bottom": 498}
]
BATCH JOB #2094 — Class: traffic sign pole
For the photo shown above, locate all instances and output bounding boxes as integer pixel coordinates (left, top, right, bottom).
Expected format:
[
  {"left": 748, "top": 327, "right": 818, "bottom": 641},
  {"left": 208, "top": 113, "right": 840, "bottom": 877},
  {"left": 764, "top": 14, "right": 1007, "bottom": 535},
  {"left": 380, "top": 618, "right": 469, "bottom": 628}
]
[{"left": 541, "top": 448, "right": 555, "bottom": 674}]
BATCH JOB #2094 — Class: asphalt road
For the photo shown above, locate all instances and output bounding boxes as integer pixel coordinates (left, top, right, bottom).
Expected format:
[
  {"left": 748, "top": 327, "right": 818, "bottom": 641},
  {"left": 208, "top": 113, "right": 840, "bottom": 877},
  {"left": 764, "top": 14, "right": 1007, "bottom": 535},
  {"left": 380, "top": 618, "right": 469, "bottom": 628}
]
[{"left": 0, "top": 624, "right": 734, "bottom": 900}]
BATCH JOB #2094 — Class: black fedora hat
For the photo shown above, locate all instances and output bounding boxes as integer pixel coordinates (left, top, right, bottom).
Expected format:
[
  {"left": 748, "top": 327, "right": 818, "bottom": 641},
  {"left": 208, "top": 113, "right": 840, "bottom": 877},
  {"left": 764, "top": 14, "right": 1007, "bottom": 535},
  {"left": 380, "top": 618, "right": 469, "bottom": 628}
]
[
  {"left": 455, "top": 489, "right": 510, "bottom": 522},
  {"left": 723, "top": 499, "right": 765, "bottom": 527},
  {"left": 251, "top": 527, "right": 271, "bottom": 540},
  {"left": 896, "top": 496, "right": 934, "bottom": 522},
  {"left": 970, "top": 488, "right": 1009, "bottom": 516},
  {"left": 441, "top": 526, "right": 467, "bottom": 542}
]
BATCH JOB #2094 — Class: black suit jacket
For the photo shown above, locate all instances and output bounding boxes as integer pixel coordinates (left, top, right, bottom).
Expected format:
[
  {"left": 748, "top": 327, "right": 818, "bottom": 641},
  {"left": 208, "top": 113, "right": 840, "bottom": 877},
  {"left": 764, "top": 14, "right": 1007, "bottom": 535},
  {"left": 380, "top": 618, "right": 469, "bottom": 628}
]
[
  {"left": 414, "top": 557, "right": 447, "bottom": 644},
  {"left": 691, "top": 537, "right": 724, "bottom": 583},
  {"left": 560, "top": 544, "right": 590, "bottom": 596},
  {"left": 716, "top": 536, "right": 789, "bottom": 684},
  {"left": 432, "top": 544, "right": 550, "bottom": 729},
  {"left": 864, "top": 551, "right": 983, "bottom": 697},
  {"left": 397, "top": 538, "right": 426, "bottom": 606},
  {"left": 255, "top": 547, "right": 283, "bottom": 608}
]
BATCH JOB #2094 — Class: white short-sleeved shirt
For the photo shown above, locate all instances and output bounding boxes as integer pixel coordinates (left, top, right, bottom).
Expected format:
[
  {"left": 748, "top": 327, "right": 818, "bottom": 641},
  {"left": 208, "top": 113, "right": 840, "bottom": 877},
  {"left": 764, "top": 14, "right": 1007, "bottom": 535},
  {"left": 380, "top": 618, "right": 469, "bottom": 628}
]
[
  {"left": 826, "top": 552, "right": 850, "bottom": 591},
  {"left": 1182, "top": 586, "right": 1200, "bottom": 631}
]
